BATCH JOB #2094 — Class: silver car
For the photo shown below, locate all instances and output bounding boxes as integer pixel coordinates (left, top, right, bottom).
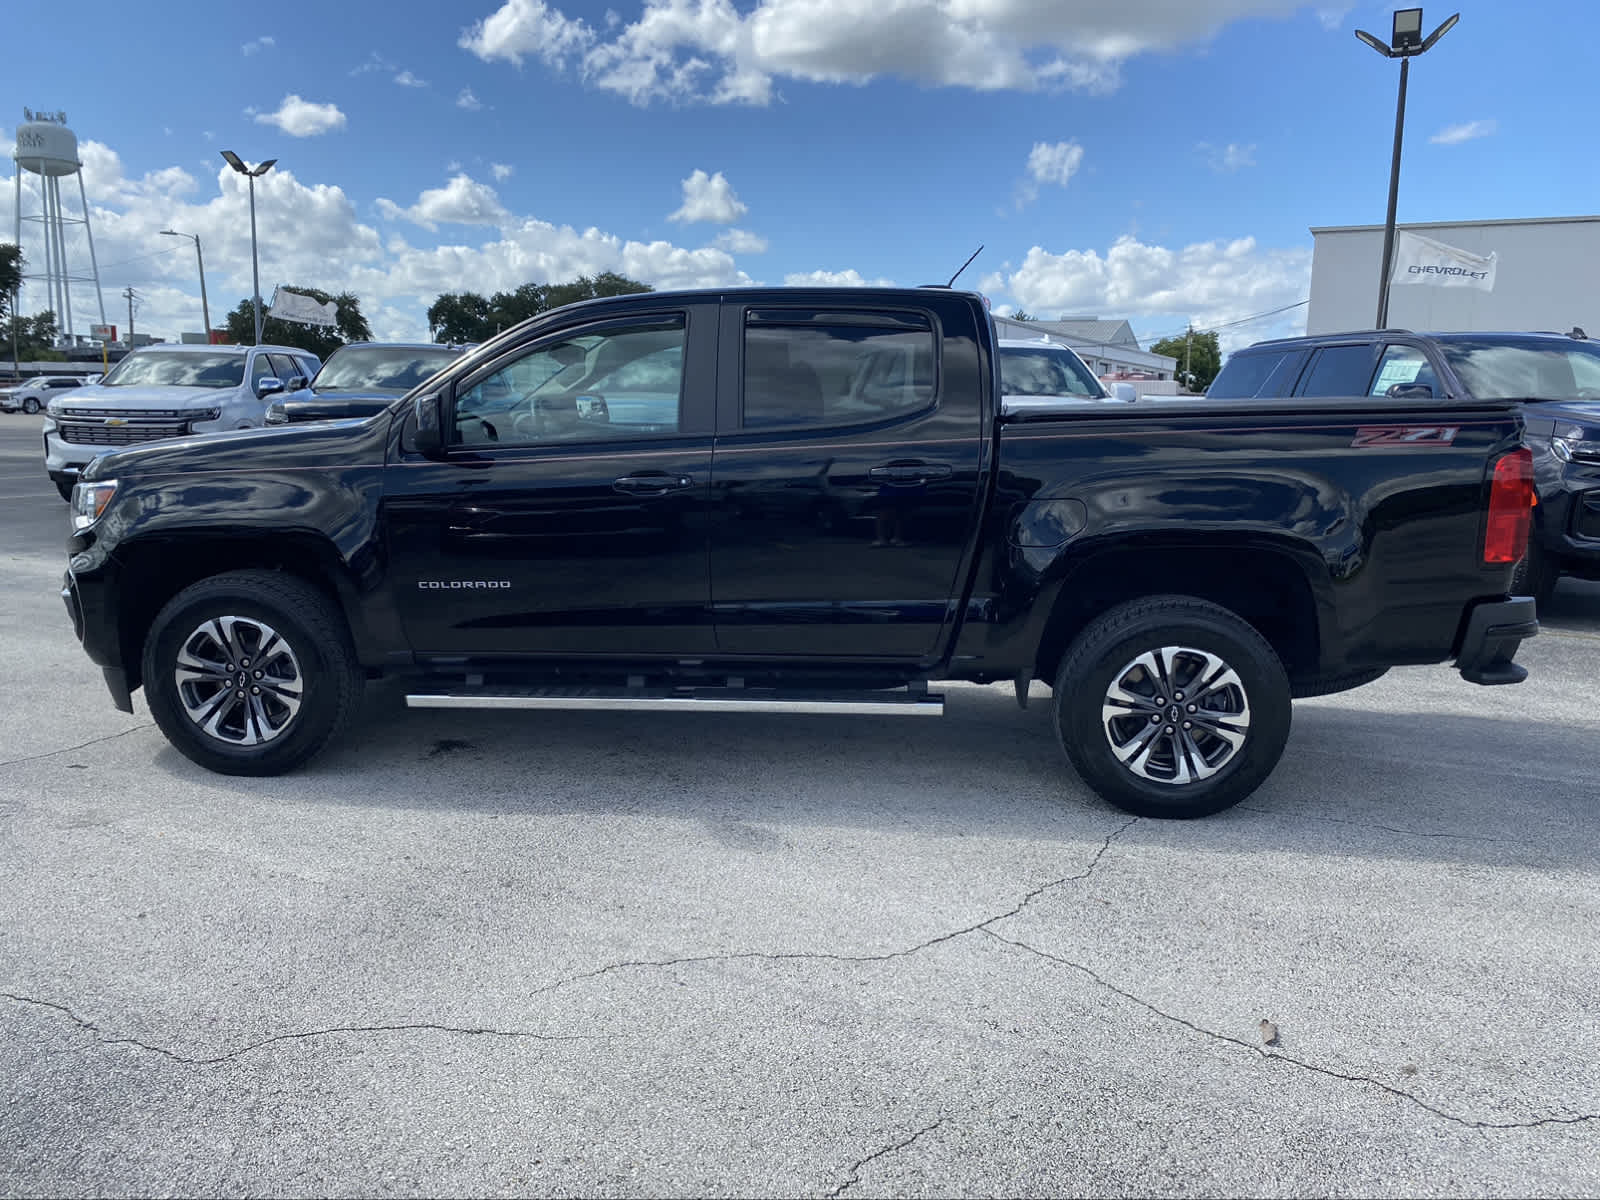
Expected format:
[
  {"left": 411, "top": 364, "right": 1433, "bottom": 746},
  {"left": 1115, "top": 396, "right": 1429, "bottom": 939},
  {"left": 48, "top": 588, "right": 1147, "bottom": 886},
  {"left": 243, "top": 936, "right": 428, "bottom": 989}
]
[{"left": 43, "top": 343, "right": 319, "bottom": 499}]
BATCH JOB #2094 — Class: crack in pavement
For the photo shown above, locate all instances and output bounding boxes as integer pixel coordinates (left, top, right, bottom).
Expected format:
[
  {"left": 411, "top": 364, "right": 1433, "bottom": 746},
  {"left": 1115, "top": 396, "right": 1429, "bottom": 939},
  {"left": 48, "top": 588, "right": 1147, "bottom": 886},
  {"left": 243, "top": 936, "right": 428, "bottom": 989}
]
[
  {"left": 1, "top": 992, "right": 590, "bottom": 1066},
  {"left": 0, "top": 723, "right": 153, "bottom": 769},
  {"left": 1233, "top": 805, "right": 1502, "bottom": 843},
  {"left": 525, "top": 817, "right": 1140, "bottom": 1000},
  {"left": 828, "top": 1119, "right": 945, "bottom": 1197},
  {"left": 982, "top": 932, "right": 1600, "bottom": 1133}
]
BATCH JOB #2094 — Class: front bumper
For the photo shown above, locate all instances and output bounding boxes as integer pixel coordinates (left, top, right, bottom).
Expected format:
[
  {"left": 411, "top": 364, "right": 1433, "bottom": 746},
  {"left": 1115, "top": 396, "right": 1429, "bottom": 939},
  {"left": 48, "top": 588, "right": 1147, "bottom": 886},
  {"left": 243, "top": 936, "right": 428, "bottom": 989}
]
[{"left": 1454, "top": 596, "right": 1538, "bottom": 685}]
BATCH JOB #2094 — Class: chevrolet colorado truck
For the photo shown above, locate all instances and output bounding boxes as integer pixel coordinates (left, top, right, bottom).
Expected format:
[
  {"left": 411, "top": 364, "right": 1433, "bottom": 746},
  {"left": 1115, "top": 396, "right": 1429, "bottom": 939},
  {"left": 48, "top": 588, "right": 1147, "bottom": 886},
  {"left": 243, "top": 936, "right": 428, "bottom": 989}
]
[{"left": 61, "top": 288, "right": 1538, "bottom": 818}]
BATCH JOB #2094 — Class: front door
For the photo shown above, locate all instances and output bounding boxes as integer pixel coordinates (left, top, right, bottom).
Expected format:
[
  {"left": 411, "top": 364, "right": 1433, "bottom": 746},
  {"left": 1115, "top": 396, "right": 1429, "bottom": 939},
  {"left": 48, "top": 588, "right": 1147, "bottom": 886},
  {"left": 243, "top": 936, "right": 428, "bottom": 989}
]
[
  {"left": 385, "top": 304, "right": 717, "bottom": 660},
  {"left": 708, "top": 300, "right": 985, "bottom": 662}
]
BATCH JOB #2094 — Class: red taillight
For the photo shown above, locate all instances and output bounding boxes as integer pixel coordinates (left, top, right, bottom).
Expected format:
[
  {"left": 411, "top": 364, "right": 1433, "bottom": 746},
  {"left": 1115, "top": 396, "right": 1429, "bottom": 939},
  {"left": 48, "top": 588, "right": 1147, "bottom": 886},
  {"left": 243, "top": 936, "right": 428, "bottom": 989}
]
[{"left": 1484, "top": 448, "right": 1534, "bottom": 564}]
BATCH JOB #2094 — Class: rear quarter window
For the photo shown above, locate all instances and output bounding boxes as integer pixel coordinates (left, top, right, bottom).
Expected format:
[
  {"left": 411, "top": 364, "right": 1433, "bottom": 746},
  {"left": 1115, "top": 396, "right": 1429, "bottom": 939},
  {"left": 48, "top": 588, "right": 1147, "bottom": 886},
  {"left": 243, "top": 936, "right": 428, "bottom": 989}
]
[
  {"left": 1209, "top": 352, "right": 1286, "bottom": 398},
  {"left": 1297, "top": 345, "right": 1378, "bottom": 397}
]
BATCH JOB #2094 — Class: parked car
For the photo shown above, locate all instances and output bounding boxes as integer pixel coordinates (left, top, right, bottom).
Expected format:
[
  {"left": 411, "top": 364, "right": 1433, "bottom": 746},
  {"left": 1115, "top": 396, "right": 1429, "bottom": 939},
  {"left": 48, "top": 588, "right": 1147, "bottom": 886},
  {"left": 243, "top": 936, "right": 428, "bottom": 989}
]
[
  {"left": 1209, "top": 328, "right": 1600, "bottom": 606},
  {"left": 42, "top": 343, "right": 320, "bottom": 499},
  {"left": 265, "top": 342, "right": 469, "bottom": 425},
  {"left": 1, "top": 374, "right": 99, "bottom": 415},
  {"left": 61, "top": 287, "right": 1536, "bottom": 820},
  {"left": 997, "top": 337, "right": 1138, "bottom": 409}
]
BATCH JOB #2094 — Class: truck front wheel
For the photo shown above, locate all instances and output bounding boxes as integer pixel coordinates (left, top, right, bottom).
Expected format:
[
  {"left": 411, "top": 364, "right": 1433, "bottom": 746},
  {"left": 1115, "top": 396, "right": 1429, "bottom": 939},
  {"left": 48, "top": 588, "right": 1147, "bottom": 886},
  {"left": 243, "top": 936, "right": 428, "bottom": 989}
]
[
  {"left": 141, "top": 570, "right": 363, "bottom": 776},
  {"left": 1053, "top": 596, "right": 1292, "bottom": 819}
]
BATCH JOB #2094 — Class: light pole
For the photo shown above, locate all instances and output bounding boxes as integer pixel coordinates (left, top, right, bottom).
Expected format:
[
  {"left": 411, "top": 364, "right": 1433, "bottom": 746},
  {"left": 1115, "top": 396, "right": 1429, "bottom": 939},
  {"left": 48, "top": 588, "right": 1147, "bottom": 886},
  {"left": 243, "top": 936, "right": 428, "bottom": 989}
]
[
  {"left": 220, "top": 150, "right": 277, "bottom": 345},
  {"left": 1355, "top": 8, "right": 1459, "bottom": 329},
  {"left": 160, "top": 229, "right": 211, "bottom": 342}
]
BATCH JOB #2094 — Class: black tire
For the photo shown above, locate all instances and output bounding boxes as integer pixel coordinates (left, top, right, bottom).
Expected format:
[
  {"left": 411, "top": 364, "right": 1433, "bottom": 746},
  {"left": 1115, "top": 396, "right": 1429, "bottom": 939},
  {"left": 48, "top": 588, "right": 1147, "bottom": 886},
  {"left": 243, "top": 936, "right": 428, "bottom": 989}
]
[
  {"left": 141, "top": 570, "right": 362, "bottom": 776},
  {"left": 22, "top": 397, "right": 41, "bottom": 415},
  {"left": 54, "top": 476, "right": 75, "bottom": 501},
  {"left": 1511, "top": 540, "right": 1558, "bottom": 608},
  {"left": 1053, "top": 595, "right": 1292, "bottom": 820},
  {"left": 1290, "top": 667, "right": 1388, "bottom": 699}
]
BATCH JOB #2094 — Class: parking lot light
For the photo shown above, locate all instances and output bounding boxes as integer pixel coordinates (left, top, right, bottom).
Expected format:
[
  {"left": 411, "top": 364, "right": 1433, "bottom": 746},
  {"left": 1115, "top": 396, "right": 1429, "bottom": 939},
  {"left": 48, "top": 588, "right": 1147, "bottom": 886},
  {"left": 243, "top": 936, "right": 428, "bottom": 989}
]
[
  {"left": 220, "top": 151, "right": 278, "bottom": 345},
  {"left": 1354, "top": 9, "right": 1460, "bottom": 328}
]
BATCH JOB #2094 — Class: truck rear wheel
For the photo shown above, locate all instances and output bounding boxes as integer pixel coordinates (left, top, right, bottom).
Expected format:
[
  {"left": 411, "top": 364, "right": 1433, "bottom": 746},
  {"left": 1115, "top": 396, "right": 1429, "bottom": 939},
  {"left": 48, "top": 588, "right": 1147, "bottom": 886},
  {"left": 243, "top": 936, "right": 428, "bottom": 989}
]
[
  {"left": 141, "top": 570, "right": 363, "bottom": 776},
  {"left": 1053, "top": 596, "right": 1292, "bottom": 819}
]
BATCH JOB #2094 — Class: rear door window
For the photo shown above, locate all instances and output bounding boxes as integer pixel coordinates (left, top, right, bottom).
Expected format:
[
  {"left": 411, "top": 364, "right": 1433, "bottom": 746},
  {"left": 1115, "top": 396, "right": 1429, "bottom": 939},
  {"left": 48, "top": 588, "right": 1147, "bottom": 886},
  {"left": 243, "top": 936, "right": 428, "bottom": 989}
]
[
  {"left": 1296, "top": 345, "right": 1378, "bottom": 397},
  {"left": 741, "top": 310, "right": 936, "bottom": 429}
]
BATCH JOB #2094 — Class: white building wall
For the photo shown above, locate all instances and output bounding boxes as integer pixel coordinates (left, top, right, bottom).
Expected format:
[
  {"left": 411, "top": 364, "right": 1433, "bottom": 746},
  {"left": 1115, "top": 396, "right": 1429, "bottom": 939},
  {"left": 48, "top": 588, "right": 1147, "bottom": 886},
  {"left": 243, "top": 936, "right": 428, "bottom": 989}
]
[{"left": 1307, "top": 216, "right": 1600, "bottom": 336}]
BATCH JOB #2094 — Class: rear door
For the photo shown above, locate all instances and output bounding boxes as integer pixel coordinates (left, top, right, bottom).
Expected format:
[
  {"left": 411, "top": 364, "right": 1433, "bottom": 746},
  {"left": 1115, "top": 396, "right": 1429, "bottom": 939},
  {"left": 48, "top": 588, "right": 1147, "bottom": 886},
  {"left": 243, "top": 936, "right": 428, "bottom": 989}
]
[
  {"left": 708, "top": 298, "right": 986, "bottom": 661},
  {"left": 1294, "top": 343, "right": 1381, "bottom": 397}
]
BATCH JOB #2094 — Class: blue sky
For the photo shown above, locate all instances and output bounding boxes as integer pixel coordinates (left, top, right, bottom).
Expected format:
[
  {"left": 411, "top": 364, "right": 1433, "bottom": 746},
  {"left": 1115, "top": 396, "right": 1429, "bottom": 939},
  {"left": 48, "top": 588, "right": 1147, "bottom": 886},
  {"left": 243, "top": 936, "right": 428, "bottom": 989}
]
[{"left": 4, "top": 0, "right": 1593, "bottom": 351}]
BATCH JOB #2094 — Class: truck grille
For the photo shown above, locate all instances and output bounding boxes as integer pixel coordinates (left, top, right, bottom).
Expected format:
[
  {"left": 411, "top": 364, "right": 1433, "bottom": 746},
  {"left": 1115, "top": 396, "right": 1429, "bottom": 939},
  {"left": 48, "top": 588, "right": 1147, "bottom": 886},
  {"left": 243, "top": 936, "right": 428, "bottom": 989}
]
[{"left": 57, "top": 419, "right": 191, "bottom": 446}]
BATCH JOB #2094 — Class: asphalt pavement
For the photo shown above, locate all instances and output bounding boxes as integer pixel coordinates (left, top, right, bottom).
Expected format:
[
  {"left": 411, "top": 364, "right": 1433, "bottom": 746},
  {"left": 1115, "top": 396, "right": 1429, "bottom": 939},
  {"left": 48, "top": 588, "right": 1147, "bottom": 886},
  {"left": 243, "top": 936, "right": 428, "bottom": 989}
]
[{"left": 2, "top": 410, "right": 1597, "bottom": 1197}]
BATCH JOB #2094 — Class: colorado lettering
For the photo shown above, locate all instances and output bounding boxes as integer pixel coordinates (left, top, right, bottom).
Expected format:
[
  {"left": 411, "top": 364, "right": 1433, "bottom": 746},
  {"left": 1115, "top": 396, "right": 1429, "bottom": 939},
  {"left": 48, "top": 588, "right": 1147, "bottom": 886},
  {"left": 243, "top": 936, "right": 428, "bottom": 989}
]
[{"left": 418, "top": 580, "right": 512, "bottom": 589}]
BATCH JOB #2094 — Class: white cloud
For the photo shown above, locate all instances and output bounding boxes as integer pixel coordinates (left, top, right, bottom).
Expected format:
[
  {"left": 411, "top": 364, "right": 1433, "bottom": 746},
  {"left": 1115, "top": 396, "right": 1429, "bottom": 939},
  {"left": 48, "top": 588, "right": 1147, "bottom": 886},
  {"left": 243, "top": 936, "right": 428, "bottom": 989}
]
[
  {"left": 254, "top": 95, "right": 348, "bottom": 138},
  {"left": 460, "top": 0, "right": 596, "bottom": 66},
  {"left": 783, "top": 268, "right": 895, "bottom": 287},
  {"left": 1198, "top": 141, "right": 1256, "bottom": 172},
  {"left": 394, "top": 70, "right": 429, "bottom": 87},
  {"left": 1315, "top": 7, "right": 1348, "bottom": 31},
  {"left": 460, "top": 0, "right": 1308, "bottom": 105},
  {"left": 457, "top": 87, "right": 484, "bottom": 110},
  {"left": 377, "top": 174, "right": 511, "bottom": 231},
  {"left": 446, "top": 160, "right": 464, "bottom": 172},
  {"left": 1431, "top": 119, "right": 1497, "bottom": 145},
  {"left": 491, "top": 162, "right": 515, "bottom": 180},
  {"left": 998, "top": 234, "right": 1311, "bottom": 351},
  {"left": 669, "top": 169, "right": 747, "bottom": 224},
  {"left": 1027, "top": 140, "right": 1085, "bottom": 187},
  {"left": 241, "top": 35, "right": 275, "bottom": 55},
  {"left": 351, "top": 51, "right": 395, "bottom": 76},
  {"left": 1, "top": 146, "right": 750, "bottom": 346},
  {"left": 715, "top": 228, "right": 768, "bottom": 254}
]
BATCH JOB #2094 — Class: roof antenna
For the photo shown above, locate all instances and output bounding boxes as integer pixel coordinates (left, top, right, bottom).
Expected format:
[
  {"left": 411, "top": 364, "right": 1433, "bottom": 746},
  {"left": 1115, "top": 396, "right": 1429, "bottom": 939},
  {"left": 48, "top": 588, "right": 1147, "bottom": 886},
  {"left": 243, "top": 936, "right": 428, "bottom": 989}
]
[{"left": 947, "top": 245, "right": 984, "bottom": 288}]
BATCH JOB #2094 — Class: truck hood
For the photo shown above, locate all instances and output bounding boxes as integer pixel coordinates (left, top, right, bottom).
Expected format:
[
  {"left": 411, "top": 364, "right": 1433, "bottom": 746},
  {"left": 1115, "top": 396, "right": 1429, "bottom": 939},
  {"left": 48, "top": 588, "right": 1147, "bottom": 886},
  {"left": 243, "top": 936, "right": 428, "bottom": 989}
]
[
  {"left": 56, "top": 385, "right": 234, "bottom": 411},
  {"left": 1521, "top": 399, "right": 1600, "bottom": 440},
  {"left": 81, "top": 408, "right": 395, "bottom": 483}
]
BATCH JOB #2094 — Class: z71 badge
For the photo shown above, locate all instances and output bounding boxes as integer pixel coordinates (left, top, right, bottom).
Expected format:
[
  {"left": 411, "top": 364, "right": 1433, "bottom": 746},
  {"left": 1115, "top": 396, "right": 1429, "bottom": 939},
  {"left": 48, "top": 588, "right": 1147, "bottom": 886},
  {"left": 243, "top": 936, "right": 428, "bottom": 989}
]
[{"left": 1351, "top": 425, "right": 1460, "bottom": 447}]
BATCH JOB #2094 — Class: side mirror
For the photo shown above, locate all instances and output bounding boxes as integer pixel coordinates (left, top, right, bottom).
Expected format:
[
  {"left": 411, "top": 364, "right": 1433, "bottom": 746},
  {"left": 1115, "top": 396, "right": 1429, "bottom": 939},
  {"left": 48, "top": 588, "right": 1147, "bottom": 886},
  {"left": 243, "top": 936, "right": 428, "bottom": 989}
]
[
  {"left": 411, "top": 391, "right": 446, "bottom": 458},
  {"left": 1110, "top": 382, "right": 1139, "bottom": 403},
  {"left": 576, "top": 394, "right": 609, "bottom": 423},
  {"left": 255, "top": 376, "right": 285, "bottom": 400},
  {"left": 285, "top": 375, "right": 307, "bottom": 391},
  {"left": 1388, "top": 382, "right": 1434, "bottom": 399}
]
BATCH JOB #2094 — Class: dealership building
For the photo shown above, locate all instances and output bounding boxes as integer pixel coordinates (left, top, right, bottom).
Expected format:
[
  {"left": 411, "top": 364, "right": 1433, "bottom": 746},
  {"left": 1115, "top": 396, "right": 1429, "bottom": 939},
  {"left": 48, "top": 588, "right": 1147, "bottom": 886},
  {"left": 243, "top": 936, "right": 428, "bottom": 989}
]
[{"left": 1307, "top": 214, "right": 1600, "bottom": 336}]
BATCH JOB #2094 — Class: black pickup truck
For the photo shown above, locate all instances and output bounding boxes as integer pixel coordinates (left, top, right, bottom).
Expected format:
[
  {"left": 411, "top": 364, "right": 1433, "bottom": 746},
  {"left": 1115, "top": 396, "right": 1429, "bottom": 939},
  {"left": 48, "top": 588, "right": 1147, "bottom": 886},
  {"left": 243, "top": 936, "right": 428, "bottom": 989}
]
[{"left": 61, "top": 288, "right": 1538, "bottom": 819}]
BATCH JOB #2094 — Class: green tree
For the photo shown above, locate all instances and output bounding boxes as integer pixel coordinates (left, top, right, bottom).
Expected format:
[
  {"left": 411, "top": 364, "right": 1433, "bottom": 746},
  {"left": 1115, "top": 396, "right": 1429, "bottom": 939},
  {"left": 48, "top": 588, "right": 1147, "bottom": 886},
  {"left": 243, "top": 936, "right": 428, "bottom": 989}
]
[
  {"left": 427, "top": 291, "right": 493, "bottom": 344},
  {"left": 3, "top": 309, "right": 64, "bottom": 360},
  {"left": 1010, "top": 310, "right": 1035, "bottom": 321},
  {"left": 426, "top": 272, "right": 654, "bottom": 344},
  {"left": 0, "top": 243, "right": 22, "bottom": 322},
  {"left": 224, "top": 286, "right": 373, "bottom": 357},
  {"left": 1151, "top": 327, "right": 1222, "bottom": 393}
]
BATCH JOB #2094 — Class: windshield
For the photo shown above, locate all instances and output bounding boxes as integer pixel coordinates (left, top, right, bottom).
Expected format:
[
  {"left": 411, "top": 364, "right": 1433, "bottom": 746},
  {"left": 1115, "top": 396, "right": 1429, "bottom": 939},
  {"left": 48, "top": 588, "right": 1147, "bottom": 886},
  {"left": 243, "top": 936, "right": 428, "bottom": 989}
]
[
  {"left": 1440, "top": 340, "right": 1600, "bottom": 401},
  {"left": 313, "top": 346, "right": 461, "bottom": 394},
  {"left": 102, "top": 351, "right": 245, "bottom": 389},
  {"left": 1000, "top": 346, "right": 1106, "bottom": 398}
]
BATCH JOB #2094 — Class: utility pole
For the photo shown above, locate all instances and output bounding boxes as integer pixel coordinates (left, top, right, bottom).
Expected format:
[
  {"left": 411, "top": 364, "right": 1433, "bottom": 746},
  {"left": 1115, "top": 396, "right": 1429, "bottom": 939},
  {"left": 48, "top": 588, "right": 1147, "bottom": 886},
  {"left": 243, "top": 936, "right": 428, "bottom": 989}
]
[
  {"left": 123, "top": 286, "right": 137, "bottom": 347},
  {"left": 9, "top": 288, "right": 18, "bottom": 379},
  {"left": 1184, "top": 326, "right": 1193, "bottom": 390}
]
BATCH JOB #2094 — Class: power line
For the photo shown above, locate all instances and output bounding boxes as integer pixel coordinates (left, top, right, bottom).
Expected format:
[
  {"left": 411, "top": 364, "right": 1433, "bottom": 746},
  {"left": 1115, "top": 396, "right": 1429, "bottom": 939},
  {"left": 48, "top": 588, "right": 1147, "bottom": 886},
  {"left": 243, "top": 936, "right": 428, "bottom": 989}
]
[{"left": 1139, "top": 300, "right": 1309, "bottom": 346}]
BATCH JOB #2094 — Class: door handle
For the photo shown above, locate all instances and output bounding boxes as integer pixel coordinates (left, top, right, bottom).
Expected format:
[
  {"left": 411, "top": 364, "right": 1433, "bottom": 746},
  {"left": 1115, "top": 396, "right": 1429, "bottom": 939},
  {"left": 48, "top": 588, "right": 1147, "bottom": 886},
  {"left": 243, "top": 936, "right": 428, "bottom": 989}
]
[
  {"left": 613, "top": 472, "right": 694, "bottom": 496},
  {"left": 868, "top": 462, "right": 953, "bottom": 484}
]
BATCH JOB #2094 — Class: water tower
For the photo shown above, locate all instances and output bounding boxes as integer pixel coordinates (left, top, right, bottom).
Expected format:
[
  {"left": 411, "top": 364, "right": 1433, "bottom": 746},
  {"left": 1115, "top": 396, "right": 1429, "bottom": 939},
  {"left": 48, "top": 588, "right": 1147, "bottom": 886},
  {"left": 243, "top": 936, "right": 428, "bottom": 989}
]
[{"left": 12, "top": 108, "right": 107, "bottom": 343}]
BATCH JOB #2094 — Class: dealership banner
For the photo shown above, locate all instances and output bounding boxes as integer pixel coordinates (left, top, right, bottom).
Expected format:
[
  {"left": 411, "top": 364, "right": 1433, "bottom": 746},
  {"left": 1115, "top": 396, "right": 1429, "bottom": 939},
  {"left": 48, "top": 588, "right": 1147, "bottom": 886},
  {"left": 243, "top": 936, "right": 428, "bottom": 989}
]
[
  {"left": 267, "top": 287, "right": 339, "bottom": 327},
  {"left": 1389, "top": 231, "right": 1496, "bottom": 291}
]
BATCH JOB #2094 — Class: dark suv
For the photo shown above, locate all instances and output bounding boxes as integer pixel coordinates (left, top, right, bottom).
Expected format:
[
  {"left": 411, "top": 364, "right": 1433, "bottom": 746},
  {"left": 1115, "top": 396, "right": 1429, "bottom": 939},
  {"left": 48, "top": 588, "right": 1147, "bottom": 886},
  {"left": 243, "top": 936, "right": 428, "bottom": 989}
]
[{"left": 1210, "top": 329, "right": 1600, "bottom": 605}]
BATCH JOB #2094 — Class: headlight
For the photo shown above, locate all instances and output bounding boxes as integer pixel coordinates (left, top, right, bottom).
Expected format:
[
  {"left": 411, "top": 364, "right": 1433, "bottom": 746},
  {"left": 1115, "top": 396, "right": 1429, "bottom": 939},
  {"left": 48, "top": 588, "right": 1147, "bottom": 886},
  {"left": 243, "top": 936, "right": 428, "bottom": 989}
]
[
  {"left": 265, "top": 402, "right": 289, "bottom": 425},
  {"left": 187, "top": 407, "right": 223, "bottom": 423},
  {"left": 46, "top": 398, "right": 68, "bottom": 418},
  {"left": 1552, "top": 436, "right": 1600, "bottom": 464},
  {"left": 71, "top": 480, "right": 118, "bottom": 531}
]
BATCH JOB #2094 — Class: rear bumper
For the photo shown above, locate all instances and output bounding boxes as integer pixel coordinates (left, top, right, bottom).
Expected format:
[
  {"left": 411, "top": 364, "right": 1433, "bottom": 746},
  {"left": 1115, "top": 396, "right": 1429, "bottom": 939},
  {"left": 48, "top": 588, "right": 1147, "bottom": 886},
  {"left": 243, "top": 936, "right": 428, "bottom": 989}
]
[{"left": 1455, "top": 596, "right": 1538, "bottom": 685}]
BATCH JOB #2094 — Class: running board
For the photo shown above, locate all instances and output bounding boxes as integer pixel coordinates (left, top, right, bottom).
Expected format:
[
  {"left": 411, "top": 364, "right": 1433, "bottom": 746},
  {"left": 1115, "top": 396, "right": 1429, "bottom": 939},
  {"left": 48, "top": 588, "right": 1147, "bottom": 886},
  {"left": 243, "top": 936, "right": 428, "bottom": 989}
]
[{"left": 405, "top": 685, "right": 944, "bottom": 717}]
